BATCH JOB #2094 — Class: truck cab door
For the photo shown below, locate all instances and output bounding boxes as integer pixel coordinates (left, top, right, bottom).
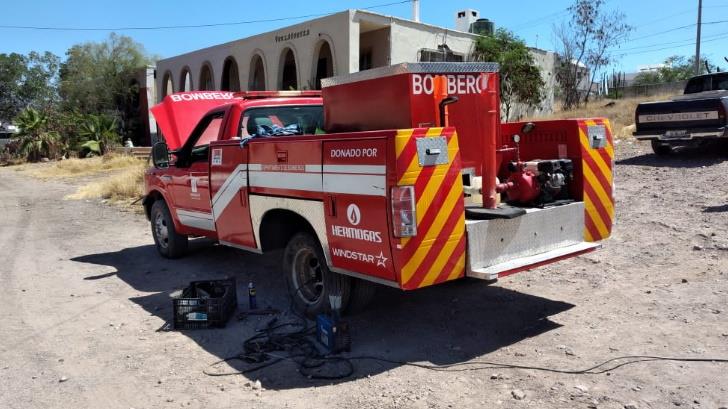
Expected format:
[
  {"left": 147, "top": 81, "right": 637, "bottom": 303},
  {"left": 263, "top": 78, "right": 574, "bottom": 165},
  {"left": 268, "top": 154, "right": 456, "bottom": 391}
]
[
  {"left": 208, "top": 106, "right": 265, "bottom": 250},
  {"left": 167, "top": 112, "right": 225, "bottom": 233}
]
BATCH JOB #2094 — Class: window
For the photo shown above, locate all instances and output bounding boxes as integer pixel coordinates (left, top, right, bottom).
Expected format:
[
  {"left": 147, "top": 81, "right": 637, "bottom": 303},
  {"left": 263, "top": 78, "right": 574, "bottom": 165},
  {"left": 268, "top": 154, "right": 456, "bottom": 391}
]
[
  {"left": 175, "top": 112, "right": 225, "bottom": 167},
  {"left": 684, "top": 74, "right": 728, "bottom": 93},
  {"left": 711, "top": 73, "right": 728, "bottom": 91},
  {"left": 195, "top": 116, "right": 224, "bottom": 147},
  {"left": 240, "top": 105, "right": 323, "bottom": 137},
  {"left": 684, "top": 77, "right": 708, "bottom": 94}
]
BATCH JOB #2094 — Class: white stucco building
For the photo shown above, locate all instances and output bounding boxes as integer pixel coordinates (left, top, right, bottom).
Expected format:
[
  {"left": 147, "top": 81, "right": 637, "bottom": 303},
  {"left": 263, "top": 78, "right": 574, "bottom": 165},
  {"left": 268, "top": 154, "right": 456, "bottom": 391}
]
[
  {"left": 153, "top": 7, "right": 559, "bottom": 129},
  {"left": 155, "top": 9, "right": 487, "bottom": 100}
]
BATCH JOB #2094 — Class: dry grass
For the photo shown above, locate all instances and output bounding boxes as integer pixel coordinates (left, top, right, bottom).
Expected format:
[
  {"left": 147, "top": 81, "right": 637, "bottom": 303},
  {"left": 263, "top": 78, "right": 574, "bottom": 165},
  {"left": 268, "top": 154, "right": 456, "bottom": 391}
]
[
  {"left": 22, "top": 154, "right": 145, "bottom": 179},
  {"left": 66, "top": 160, "right": 147, "bottom": 204},
  {"left": 532, "top": 94, "right": 672, "bottom": 139}
]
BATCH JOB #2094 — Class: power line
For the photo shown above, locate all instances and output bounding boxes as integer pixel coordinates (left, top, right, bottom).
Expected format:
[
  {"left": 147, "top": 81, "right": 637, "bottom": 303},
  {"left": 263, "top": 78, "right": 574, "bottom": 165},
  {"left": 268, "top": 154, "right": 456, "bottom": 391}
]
[
  {"left": 616, "top": 30, "right": 728, "bottom": 52},
  {"left": 0, "top": 0, "right": 412, "bottom": 32},
  {"left": 629, "top": 19, "right": 728, "bottom": 42},
  {"left": 616, "top": 32, "right": 728, "bottom": 57}
]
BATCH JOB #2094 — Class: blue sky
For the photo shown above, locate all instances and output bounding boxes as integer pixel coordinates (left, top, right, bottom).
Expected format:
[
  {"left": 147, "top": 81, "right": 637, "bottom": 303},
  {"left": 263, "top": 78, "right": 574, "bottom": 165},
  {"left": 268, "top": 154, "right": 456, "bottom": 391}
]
[{"left": 2, "top": 0, "right": 726, "bottom": 74}]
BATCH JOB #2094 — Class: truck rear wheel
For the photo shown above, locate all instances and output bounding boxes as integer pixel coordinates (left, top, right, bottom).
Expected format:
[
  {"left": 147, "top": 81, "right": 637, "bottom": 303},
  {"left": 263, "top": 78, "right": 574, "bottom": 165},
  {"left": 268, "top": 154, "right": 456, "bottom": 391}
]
[
  {"left": 651, "top": 140, "right": 673, "bottom": 156},
  {"left": 283, "top": 232, "right": 350, "bottom": 317},
  {"left": 345, "top": 278, "right": 378, "bottom": 314},
  {"left": 150, "top": 200, "right": 188, "bottom": 259}
]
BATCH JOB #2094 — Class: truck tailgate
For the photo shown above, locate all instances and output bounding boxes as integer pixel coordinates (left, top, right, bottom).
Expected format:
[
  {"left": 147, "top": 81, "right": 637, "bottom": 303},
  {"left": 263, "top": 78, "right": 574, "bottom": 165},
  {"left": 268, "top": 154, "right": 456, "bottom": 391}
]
[
  {"left": 465, "top": 202, "right": 599, "bottom": 280},
  {"left": 635, "top": 98, "right": 726, "bottom": 134}
]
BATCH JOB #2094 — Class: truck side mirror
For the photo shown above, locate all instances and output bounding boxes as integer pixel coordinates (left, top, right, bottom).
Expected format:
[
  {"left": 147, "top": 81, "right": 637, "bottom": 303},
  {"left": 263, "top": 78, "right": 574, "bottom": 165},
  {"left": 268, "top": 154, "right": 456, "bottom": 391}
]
[{"left": 152, "top": 141, "right": 170, "bottom": 169}]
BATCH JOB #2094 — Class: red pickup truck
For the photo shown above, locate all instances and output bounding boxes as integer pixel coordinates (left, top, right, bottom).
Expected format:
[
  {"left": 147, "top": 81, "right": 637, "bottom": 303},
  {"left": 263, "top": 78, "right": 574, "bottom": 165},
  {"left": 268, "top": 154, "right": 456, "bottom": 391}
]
[{"left": 144, "top": 63, "right": 614, "bottom": 316}]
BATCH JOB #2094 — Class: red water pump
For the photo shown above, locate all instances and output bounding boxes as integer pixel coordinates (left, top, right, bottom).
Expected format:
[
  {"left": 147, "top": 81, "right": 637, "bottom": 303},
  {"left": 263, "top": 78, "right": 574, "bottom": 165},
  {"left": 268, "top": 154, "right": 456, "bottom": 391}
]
[{"left": 498, "top": 159, "right": 573, "bottom": 206}]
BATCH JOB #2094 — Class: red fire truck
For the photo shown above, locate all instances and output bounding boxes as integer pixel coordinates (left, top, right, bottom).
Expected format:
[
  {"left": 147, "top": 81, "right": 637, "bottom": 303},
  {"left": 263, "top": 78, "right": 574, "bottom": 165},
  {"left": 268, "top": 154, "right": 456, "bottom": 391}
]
[{"left": 144, "top": 63, "right": 614, "bottom": 315}]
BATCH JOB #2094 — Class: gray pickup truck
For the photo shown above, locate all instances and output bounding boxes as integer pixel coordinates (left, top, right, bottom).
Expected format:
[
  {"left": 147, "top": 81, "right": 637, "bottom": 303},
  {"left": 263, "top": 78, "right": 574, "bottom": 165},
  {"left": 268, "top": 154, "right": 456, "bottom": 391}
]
[{"left": 633, "top": 72, "right": 728, "bottom": 155}]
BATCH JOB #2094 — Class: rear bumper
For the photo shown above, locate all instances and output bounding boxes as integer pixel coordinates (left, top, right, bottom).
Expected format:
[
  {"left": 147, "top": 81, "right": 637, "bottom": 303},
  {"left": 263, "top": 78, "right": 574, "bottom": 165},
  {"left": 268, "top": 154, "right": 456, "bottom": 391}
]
[
  {"left": 467, "top": 241, "right": 600, "bottom": 280},
  {"left": 465, "top": 202, "right": 599, "bottom": 281},
  {"left": 633, "top": 127, "right": 726, "bottom": 141}
]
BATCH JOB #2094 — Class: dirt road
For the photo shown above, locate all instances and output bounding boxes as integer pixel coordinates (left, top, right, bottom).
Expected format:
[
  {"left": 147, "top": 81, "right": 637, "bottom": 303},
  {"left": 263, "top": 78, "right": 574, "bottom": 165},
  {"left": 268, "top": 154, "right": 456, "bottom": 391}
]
[{"left": 1, "top": 141, "right": 727, "bottom": 409}]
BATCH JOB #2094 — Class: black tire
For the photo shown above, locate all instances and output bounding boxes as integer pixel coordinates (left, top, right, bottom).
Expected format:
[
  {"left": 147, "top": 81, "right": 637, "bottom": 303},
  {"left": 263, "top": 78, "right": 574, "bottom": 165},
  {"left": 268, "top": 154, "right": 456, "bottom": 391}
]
[
  {"left": 651, "top": 140, "right": 673, "bottom": 156},
  {"left": 150, "top": 200, "right": 188, "bottom": 259},
  {"left": 345, "top": 278, "right": 378, "bottom": 314},
  {"left": 283, "top": 232, "right": 350, "bottom": 317}
]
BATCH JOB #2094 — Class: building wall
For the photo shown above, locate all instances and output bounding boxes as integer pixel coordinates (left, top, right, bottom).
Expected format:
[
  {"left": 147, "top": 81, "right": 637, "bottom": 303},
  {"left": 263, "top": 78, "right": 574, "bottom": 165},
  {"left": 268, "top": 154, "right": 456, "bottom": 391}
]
[
  {"left": 154, "top": 9, "right": 559, "bottom": 121},
  {"left": 507, "top": 48, "right": 557, "bottom": 121},
  {"left": 155, "top": 11, "right": 352, "bottom": 100},
  {"left": 387, "top": 17, "right": 476, "bottom": 63}
]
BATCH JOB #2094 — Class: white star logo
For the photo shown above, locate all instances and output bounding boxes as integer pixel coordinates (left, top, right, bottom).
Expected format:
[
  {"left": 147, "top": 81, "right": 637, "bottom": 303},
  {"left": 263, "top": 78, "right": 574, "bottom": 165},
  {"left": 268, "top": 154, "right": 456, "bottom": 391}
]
[{"left": 375, "top": 251, "right": 388, "bottom": 267}]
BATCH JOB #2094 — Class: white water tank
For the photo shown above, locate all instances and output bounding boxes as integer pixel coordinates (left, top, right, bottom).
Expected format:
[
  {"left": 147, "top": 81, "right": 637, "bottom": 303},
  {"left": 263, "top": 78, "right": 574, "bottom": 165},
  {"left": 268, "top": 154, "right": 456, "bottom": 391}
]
[{"left": 455, "top": 9, "right": 480, "bottom": 32}]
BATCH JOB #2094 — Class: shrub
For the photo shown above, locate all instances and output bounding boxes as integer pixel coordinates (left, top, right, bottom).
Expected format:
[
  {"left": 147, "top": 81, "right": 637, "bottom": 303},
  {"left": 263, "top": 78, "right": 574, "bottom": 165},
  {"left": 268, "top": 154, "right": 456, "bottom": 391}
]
[{"left": 13, "top": 108, "right": 65, "bottom": 161}]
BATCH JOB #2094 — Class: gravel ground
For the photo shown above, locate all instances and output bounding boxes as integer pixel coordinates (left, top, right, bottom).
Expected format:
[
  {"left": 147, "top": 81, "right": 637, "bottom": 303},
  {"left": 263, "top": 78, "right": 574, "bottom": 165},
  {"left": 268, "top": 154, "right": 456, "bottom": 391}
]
[{"left": 0, "top": 140, "right": 727, "bottom": 409}]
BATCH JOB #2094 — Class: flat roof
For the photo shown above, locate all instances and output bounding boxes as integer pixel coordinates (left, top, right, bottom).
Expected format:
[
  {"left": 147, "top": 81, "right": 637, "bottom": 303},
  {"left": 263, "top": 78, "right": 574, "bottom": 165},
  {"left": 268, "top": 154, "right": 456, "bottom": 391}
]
[{"left": 158, "top": 9, "right": 482, "bottom": 63}]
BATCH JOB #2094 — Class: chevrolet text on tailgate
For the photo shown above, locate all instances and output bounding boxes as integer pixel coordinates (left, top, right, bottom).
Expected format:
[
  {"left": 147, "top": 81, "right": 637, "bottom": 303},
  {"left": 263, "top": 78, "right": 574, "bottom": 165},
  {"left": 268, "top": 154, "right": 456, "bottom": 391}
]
[
  {"left": 633, "top": 72, "right": 728, "bottom": 155},
  {"left": 144, "top": 63, "right": 615, "bottom": 316}
]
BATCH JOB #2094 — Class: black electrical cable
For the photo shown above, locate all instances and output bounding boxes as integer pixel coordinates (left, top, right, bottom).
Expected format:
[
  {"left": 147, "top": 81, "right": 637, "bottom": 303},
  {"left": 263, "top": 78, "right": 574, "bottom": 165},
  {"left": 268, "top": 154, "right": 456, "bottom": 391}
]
[
  {"left": 205, "top": 263, "right": 728, "bottom": 380},
  {"left": 204, "top": 274, "right": 355, "bottom": 379},
  {"left": 206, "top": 345, "right": 728, "bottom": 380},
  {"left": 344, "top": 355, "right": 728, "bottom": 375},
  {"left": 206, "top": 290, "right": 728, "bottom": 379}
]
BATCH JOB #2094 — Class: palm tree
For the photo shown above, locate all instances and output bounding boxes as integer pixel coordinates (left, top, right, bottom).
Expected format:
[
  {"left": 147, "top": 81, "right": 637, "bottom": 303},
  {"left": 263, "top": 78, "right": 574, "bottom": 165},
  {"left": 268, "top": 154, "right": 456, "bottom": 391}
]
[
  {"left": 14, "top": 108, "right": 61, "bottom": 161},
  {"left": 78, "top": 114, "right": 119, "bottom": 156}
]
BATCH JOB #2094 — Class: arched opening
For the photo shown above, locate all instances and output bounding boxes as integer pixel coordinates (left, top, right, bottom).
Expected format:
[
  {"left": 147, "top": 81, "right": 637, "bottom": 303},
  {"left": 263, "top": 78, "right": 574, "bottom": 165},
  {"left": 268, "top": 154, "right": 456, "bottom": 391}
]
[
  {"left": 161, "top": 71, "right": 174, "bottom": 99},
  {"left": 221, "top": 57, "right": 241, "bottom": 91},
  {"left": 313, "top": 41, "right": 334, "bottom": 90},
  {"left": 248, "top": 54, "right": 266, "bottom": 91},
  {"left": 180, "top": 68, "right": 192, "bottom": 92},
  {"left": 278, "top": 48, "right": 298, "bottom": 90},
  {"left": 199, "top": 63, "right": 214, "bottom": 90}
]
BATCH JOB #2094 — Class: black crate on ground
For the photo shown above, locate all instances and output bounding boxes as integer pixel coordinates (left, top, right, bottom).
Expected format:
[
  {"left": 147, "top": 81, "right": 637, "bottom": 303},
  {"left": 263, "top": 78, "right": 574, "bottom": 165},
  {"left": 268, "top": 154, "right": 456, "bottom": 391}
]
[{"left": 173, "top": 278, "right": 237, "bottom": 330}]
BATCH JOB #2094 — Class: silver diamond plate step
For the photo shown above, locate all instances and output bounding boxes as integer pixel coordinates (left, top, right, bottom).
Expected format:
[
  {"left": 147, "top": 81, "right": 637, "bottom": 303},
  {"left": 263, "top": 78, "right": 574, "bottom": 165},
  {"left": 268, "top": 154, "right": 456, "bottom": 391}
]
[{"left": 465, "top": 202, "right": 599, "bottom": 280}]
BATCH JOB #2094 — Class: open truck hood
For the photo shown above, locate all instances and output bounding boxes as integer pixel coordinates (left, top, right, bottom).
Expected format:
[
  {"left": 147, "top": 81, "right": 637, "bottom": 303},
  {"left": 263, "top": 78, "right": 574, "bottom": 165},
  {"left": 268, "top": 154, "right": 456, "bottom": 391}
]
[{"left": 150, "top": 91, "right": 237, "bottom": 150}]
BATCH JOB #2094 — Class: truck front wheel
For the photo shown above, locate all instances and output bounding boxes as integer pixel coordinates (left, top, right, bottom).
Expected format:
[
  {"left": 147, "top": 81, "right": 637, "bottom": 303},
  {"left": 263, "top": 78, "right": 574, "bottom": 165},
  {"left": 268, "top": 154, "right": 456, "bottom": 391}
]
[
  {"left": 150, "top": 200, "right": 188, "bottom": 259},
  {"left": 283, "top": 232, "right": 350, "bottom": 317},
  {"left": 651, "top": 140, "right": 673, "bottom": 156}
]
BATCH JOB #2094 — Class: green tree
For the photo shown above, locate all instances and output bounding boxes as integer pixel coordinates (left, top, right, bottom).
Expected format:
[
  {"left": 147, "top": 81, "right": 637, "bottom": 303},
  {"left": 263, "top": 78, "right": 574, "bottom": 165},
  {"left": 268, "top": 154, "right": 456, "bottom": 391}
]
[
  {"left": 78, "top": 113, "right": 120, "bottom": 156},
  {"left": 13, "top": 107, "right": 63, "bottom": 161},
  {"left": 633, "top": 55, "right": 717, "bottom": 85},
  {"left": 472, "top": 28, "right": 545, "bottom": 121},
  {"left": 0, "top": 52, "right": 60, "bottom": 122},
  {"left": 554, "top": 0, "right": 632, "bottom": 109},
  {"left": 59, "top": 33, "right": 153, "bottom": 140}
]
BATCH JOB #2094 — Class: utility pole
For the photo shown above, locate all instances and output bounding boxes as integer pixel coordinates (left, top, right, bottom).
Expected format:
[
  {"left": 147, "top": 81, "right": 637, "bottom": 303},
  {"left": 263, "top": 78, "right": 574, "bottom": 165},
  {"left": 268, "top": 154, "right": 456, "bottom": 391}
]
[{"left": 694, "top": 0, "right": 703, "bottom": 75}]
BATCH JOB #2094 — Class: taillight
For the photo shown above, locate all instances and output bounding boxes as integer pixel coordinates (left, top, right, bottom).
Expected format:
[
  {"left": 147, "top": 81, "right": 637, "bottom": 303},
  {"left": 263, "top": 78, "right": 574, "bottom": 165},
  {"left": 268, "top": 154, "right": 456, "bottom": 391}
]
[{"left": 391, "top": 185, "right": 417, "bottom": 237}]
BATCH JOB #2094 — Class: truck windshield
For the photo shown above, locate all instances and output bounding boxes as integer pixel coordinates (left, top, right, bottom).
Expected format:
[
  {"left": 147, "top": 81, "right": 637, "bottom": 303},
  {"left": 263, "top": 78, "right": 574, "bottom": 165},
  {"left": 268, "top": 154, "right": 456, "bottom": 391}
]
[
  {"left": 240, "top": 105, "right": 323, "bottom": 137},
  {"left": 684, "top": 73, "right": 728, "bottom": 94}
]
